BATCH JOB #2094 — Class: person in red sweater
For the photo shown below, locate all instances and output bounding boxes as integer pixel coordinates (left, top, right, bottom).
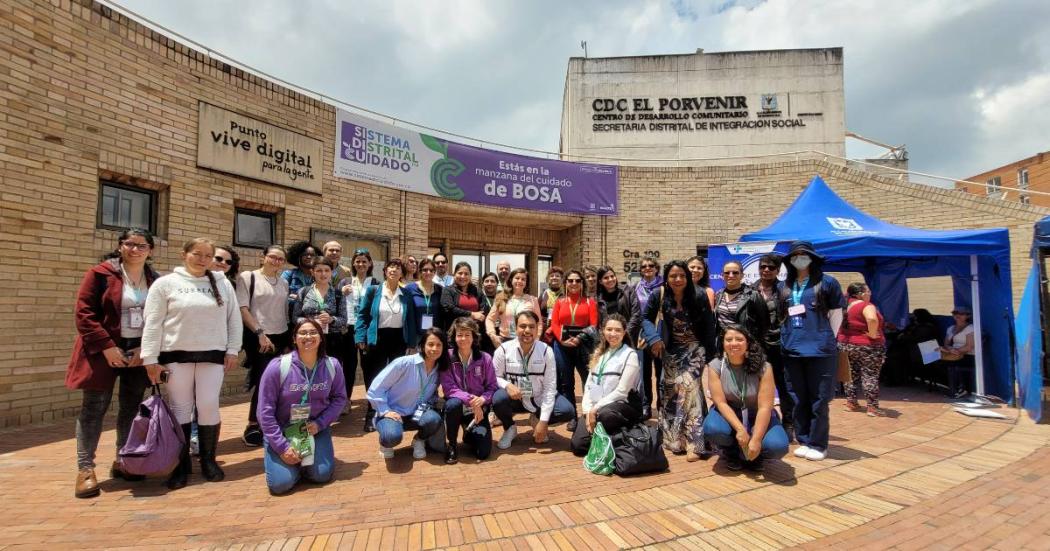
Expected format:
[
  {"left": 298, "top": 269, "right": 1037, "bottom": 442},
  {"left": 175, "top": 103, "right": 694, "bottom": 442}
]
[{"left": 546, "top": 269, "right": 599, "bottom": 432}]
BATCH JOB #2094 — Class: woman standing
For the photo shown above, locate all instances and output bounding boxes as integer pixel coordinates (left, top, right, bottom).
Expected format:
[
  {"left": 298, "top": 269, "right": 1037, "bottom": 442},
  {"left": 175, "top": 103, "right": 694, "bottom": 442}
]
[
  {"left": 237, "top": 245, "right": 291, "bottom": 448},
  {"left": 714, "top": 260, "right": 768, "bottom": 346},
  {"left": 440, "top": 261, "right": 485, "bottom": 331},
  {"left": 641, "top": 260, "right": 716, "bottom": 461},
  {"left": 686, "top": 256, "right": 716, "bottom": 310},
  {"left": 341, "top": 248, "right": 376, "bottom": 408},
  {"left": 583, "top": 265, "right": 599, "bottom": 299},
  {"left": 595, "top": 266, "right": 630, "bottom": 326},
  {"left": 940, "top": 306, "right": 976, "bottom": 398},
  {"left": 405, "top": 258, "right": 444, "bottom": 337},
  {"left": 356, "top": 259, "right": 416, "bottom": 432},
  {"left": 547, "top": 269, "right": 599, "bottom": 431},
  {"left": 281, "top": 241, "right": 318, "bottom": 305},
  {"left": 754, "top": 254, "right": 793, "bottom": 440},
  {"left": 703, "top": 325, "right": 790, "bottom": 471},
  {"left": 779, "top": 241, "right": 846, "bottom": 462},
  {"left": 367, "top": 328, "right": 449, "bottom": 460},
  {"left": 142, "top": 238, "right": 242, "bottom": 489},
  {"left": 839, "top": 283, "right": 887, "bottom": 417},
  {"left": 212, "top": 245, "right": 241, "bottom": 290},
  {"left": 441, "top": 317, "right": 497, "bottom": 464},
  {"left": 67, "top": 229, "right": 160, "bottom": 498},
  {"left": 625, "top": 256, "right": 663, "bottom": 420},
  {"left": 478, "top": 272, "right": 500, "bottom": 354},
  {"left": 570, "top": 315, "right": 642, "bottom": 456},
  {"left": 403, "top": 255, "right": 419, "bottom": 284},
  {"left": 257, "top": 319, "right": 347, "bottom": 495},
  {"left": 485, "top": 268, "right": 542, "bottom": 346}
]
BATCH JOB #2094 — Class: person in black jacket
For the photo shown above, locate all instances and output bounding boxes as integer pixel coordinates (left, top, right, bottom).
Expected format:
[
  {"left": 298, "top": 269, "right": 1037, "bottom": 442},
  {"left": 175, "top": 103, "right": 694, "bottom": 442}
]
[
  {"left": 595, "top": 265, "right": 630, "bottom": 327},
  {"left": 440, "top": 262, "right": 485, "bottom": 331},
  {"left": 640, "top": 260, "right": 717, "bottom": 461},
  {"left": 713, "top": 260, "right": 769, "bottom": 349}
]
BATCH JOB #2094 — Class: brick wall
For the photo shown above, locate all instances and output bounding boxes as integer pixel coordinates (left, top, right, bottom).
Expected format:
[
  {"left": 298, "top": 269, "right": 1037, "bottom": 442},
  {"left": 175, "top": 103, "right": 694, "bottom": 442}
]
[{"left": 0, "top": 0, "right": 1046, "bottom": 427}]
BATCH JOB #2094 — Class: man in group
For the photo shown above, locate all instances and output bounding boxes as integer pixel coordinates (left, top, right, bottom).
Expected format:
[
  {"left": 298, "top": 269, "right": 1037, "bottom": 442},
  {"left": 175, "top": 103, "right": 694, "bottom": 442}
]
[
  {"left": 323, "top": 241, "right": 353, "bottom": 293},
  {"left": 490, "top": 311, "right": 575, "bottom": 449},
  {"left": 496, "top": 260, "right": 512, "bottom": 292},
  {"left": 433, "top": 252, "right": 454, "bottom": 287}
]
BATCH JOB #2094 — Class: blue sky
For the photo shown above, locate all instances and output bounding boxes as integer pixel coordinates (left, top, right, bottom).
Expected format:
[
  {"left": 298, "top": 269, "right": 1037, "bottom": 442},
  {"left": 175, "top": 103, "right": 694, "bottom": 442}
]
[{"left": 118, "top": 0, "right": 1050, "bottom": 179}]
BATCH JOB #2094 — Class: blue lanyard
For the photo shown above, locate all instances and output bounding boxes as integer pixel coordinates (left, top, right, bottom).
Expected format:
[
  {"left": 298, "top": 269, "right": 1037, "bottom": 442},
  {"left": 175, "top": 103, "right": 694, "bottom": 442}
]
[{"left": 791, "top": 277, "right": 810, "bottom": 306}]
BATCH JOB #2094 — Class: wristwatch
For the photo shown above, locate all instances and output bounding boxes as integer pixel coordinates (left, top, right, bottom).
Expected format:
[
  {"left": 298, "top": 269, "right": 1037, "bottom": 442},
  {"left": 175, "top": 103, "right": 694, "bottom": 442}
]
[{"left": 254, "top": 327, "right": 265, "bottom": 336}]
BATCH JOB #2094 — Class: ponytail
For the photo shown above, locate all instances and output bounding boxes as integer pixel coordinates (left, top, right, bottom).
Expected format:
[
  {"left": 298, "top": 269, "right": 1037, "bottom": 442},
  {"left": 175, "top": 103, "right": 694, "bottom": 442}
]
[{"left": 205, "top": 270, "right": 224, "bottom": 307}]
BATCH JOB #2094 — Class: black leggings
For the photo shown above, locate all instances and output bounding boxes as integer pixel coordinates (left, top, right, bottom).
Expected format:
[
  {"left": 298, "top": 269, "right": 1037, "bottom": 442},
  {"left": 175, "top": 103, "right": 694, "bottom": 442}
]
[
  {"left": 246, "top": 331, "right": 290, "bottom": 424},
  {"left": 361, "top": 328, "right": 406, "bottom": 408},
  {"left": 570, "top": 401, "right": 642, "bottom": 456}
]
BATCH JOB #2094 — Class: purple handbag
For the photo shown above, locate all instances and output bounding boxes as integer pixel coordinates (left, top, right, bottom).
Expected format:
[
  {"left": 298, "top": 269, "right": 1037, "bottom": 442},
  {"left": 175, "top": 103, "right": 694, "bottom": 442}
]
[{"left": 118, "top": 385, "right": 185, "bottom": 476}]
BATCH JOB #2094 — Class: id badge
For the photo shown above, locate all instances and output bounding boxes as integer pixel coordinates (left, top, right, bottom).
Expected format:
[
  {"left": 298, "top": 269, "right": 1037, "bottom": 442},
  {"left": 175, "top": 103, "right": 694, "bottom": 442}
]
[
  {"left": 421, "top": 314, "right": 434, "bottom": 330},
  {"left": 518, "top": 376, "right": 533, "bottom": 401},
  {"left": 412, "top": 402, "right": 430, "bottom": 423},
  {"left": 290, "top": 403, "right": 311, "bottom": 423},
  {"left": 128, "top": 307, "right": 144, "bottom": 329},
  {"left": 788, "top": 304, "right": 805, "bottom": 316}
]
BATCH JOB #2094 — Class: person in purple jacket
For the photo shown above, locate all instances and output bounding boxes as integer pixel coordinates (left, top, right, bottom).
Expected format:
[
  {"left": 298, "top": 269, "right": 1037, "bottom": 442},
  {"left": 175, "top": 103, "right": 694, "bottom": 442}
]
[
  {"left": 440, "top": 317, "right": 498, "bottom": 464},
  {"left": 257, "top": 318, "right": 347, "bottom": 495}
]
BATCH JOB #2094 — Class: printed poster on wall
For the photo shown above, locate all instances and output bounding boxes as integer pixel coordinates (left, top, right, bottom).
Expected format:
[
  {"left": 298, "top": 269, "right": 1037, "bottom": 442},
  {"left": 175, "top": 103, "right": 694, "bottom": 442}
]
[
  {"left": 707, "top": 241, "right": 792, "bottom": 292},
  {"left": 333, "top": 109, "right": 619, "bottom": 215}
]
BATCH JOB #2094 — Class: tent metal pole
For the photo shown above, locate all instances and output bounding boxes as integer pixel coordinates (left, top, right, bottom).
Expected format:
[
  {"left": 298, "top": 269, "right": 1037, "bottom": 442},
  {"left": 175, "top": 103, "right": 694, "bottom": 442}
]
[{"left": 971, "top": 255, "right": 985, "bottom": 395}]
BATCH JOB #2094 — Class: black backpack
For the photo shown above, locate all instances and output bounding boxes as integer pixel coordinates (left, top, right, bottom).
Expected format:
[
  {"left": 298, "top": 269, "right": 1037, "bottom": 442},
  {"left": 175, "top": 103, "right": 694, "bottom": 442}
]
[{"left": 611, "top": 423, "right": 669, "bottom": 476}]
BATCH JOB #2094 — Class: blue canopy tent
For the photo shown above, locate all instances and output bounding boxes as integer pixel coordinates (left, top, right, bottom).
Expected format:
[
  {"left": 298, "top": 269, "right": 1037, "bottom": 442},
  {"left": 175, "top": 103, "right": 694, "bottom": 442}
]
[
  {"left": 741, "top": 175, "right": 1015, "bottom": 400},
  {"left": 1016, "top": 216, "right": 1049, "bottom": 419}
]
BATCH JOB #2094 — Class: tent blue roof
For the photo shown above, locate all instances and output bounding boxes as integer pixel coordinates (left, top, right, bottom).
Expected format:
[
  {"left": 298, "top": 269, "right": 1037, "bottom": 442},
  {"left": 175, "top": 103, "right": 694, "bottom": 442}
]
[
  {"left": 742, "top": 175, "right": 1015, "bottom": 400},
  {"left": 1034, "top": 215, "right": 1050, "bottom": 250}
]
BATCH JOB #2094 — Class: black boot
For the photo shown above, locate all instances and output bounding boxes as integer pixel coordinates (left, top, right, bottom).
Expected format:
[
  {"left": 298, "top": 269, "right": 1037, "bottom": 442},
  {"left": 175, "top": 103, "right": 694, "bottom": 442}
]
[
  {"left": 198, "top": 424, "right": 225, "bottom": 482},
  {"left": 363, "top": 407, "right": 376, "bottom": 433},
  {"left": 166, "top": 423, "right": 192, "bottom": 490},
  {"left": 445, "top": 442, "right": 459, "bottom": 465}
]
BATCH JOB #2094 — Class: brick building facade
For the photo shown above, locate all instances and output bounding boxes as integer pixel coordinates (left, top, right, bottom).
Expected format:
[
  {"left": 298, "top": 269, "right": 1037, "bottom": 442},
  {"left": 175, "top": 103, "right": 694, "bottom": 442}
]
[
  {"left": 0, "top": 0, "right": 1046, "bottom": 427},
  {"left": 956, "top": 150, "right": 1050, "bottom": 207}
]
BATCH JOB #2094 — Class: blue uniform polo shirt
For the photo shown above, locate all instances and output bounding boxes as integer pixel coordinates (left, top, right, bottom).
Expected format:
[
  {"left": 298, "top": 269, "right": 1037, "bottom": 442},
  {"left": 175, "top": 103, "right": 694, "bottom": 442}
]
[{"left": 780, "top": 274, "right": 846, "bottom": 357}]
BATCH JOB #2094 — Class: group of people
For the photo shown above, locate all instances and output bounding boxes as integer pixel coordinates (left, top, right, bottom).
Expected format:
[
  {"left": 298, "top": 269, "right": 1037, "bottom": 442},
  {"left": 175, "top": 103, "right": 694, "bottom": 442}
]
[{"left": 70, "top": 227, "right": 972, "bottom": 497}]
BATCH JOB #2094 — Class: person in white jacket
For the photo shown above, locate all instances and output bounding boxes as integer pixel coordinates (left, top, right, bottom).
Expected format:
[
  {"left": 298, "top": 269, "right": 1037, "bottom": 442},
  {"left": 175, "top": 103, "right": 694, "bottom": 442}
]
[
  {"left": 142, "top": 237, "right": 242, "bottom": 490},
  {"left": 490, "top": 311, "right": 574, "bottom": 450},
  {"left": 570, "top": 314, "right": 643, "bottom": 456}
]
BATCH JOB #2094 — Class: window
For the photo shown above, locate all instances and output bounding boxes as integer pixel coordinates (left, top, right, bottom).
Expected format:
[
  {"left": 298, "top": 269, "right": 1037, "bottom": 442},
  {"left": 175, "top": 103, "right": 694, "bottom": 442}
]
[
  {"left": 234, "top": 208, "right": 275, "bottom": 249},
  {"left": 986, "top": 176, "right": 1001, "bottom": 195},
  {"left": 98, "top": 180, "right": 156, "bottom": 232}
]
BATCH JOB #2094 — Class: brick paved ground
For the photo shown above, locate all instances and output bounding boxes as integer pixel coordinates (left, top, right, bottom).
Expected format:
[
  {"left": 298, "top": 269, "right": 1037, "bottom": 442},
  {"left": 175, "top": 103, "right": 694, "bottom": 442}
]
[{"left": 0, "top": 384, "right": 1046, "bottom": 550}]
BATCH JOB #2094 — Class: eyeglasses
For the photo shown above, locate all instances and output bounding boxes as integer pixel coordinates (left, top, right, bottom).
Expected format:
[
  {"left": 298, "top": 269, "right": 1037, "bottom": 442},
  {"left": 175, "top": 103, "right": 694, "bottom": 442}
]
[
  {"left": 641, "top": 264, "right": 657, "bottom": 269},
  {"left": 565, "top": 278, "right": 582, "bottom": 283},
  {"left": 265, "top": 254, "right": 286, "bottom": 262},
  {"left": 122, "top": 242, "right": 150, "bottom": 251},
  {"left": 296, "top": 330, "right": 321, "bottom": 337},
  {"left": 759, "top": 265, "right": 776, "bottom": 271},
  {"left": 723, "top": 270, "right": 740, "bottom": 276},
  {"left": 214, "top": 256, "right": 233, "bottom": 265},
  {"left": 435, "top": 260, "right": 447, "bottom": 265}
]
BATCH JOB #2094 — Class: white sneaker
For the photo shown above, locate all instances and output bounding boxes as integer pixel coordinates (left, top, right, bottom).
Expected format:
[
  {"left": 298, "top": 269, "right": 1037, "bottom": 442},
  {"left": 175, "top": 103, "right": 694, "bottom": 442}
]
[
  {"left": 498, "top": 425, "right": 518, "bottom": 450},
  {"left": 804, "top": 448, "right": 826, "bottom": 461},
  {"left": 379, "top": 446, "right": 394, "bottom": 459},
  {"left": 793, "top": 445, "right": 811, "bottom": 458},
  {"left": 189, "top": 435, "right": 200, "bottom": 457},
  {"left": 412, "top": 438, "right": 427, "bottom": 460}
]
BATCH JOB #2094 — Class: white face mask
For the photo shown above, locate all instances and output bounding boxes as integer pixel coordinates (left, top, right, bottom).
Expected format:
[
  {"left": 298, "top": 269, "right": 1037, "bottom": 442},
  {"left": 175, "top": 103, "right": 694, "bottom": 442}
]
[{"left": 790, "top": 256, "right": 812, "bottom": 270}]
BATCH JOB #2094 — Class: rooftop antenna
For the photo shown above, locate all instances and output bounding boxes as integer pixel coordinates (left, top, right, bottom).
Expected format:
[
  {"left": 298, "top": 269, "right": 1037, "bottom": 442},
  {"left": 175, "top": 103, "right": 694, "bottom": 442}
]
[{"left": 581, "top": 40, "right": 588, "bottom": 58}]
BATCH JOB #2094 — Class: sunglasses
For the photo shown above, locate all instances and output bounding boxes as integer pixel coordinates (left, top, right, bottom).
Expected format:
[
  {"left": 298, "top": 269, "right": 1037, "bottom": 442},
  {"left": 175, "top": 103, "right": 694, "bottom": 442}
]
[
  {"left": 566, "top": 278, "right": 582, "bottom": 283},
  {"left": 641, "top": 264, "right": 657, "bottom": 269},
  {"left": 214, "top": 256, "right": 233, "bottom": 265},
  {"left": 723, "top": 270, "right": 740, "bottom": 276},
  {"left": 759, "top": 265, "right": 776, "bottom": 271}
]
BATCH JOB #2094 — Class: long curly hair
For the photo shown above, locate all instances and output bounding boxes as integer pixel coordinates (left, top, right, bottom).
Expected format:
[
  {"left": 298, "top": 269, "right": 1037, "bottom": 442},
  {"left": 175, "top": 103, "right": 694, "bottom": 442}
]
[
  {"left": 286, "top": 240, "right": 318, "bottom": 270},
  {"left": 719, "top": 323, "right": 765, "bottom": 375}
]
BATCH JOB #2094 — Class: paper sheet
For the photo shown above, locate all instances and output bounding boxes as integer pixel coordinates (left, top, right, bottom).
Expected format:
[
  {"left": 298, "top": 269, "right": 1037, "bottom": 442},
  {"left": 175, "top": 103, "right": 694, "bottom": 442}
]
[{"left": 918, "top": 339, "right": 941, "bottom": 365}]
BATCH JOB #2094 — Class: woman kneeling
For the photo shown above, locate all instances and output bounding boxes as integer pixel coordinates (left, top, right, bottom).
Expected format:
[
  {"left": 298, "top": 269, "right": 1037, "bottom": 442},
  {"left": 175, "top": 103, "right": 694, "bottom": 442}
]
[
  {"left": 571, "top": 314, "right": 643, "bottom": 456},
  {"left": 703, "top": 324, "right": 789, "bottom": 472},
  {"left": 257, "top": 319, "right": 347, "bottom": 495}
]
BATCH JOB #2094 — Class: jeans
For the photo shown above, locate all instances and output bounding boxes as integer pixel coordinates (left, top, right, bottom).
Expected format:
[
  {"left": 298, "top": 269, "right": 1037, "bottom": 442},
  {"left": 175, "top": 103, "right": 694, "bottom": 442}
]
[
  {"left": 264, "top": 428, "right": 334, "bottom": 495},
  {"left": 639, "top": 347, "right": 663, "bottom": 409},
  {"left": 444, "top": 398, "right": 492, "bottom": 459},
  {"left": 375, "top": 408, "right": 446, "bottom": 452},
  {"left": 554, "top": 341, "right": 588, "bottom": 416},
  {"left": 765, "top": 344, "right": 795, "bottom": 428},
  {"left": 702, "top": 408, "right": 789, "bottom": 461},
  {"left": 361, "top": 328, "right": 406, "bottom": 412},
  {"left": 570, "top": 400, "right": 642, "bottom": 456},
  {"left": 784, "top": 355, "right": 837, "bottom": 451},
  {"left": 75, "top": 367, "right": 150, "bottom": 470},
  {"left": 491, "top": 388, "right": 576, "bottom": 428}
]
